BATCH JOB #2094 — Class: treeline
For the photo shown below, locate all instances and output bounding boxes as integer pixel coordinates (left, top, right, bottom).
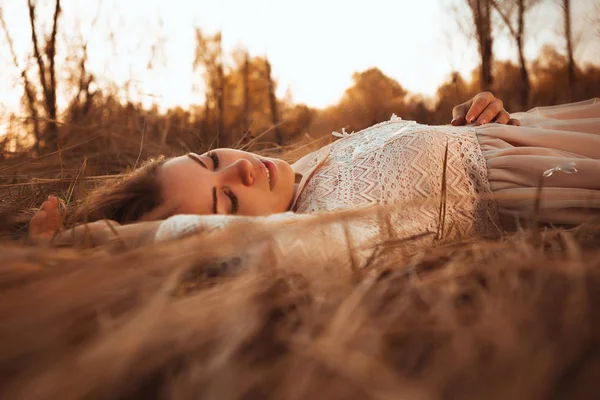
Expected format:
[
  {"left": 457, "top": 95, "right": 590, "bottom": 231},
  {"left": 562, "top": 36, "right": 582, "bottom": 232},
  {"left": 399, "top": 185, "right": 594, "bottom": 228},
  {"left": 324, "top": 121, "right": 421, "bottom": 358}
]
[
  {"left": 1, "top": 0, "right": 599, "bottom": 165},
  {"left": 3, "top": 43, "right": 598, "bottom": 164}
]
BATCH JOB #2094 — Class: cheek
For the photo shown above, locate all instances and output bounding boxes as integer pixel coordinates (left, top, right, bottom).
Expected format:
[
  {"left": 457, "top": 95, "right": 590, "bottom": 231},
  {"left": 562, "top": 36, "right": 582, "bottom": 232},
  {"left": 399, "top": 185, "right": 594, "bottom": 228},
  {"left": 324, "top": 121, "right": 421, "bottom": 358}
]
[
  {"left": 176, "top": 186, "right": 206, "bottom": 214},
  {"left": 240, "top": 188, "right": 277, "bottom": 211}
]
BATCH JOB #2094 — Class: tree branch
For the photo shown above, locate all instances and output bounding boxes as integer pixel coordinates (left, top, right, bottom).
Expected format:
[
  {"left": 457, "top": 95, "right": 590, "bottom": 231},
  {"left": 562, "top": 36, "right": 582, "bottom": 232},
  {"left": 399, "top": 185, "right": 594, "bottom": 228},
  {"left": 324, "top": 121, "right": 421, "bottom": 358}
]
[
  {"left": 48, "top": 0, "right": 61, "bottom": 104},
  {"left": 490, "top": 0, "right": 518, "bottom": 39},
  {"left": 27, "top": 0, "right": 49, "bottom": 102}
]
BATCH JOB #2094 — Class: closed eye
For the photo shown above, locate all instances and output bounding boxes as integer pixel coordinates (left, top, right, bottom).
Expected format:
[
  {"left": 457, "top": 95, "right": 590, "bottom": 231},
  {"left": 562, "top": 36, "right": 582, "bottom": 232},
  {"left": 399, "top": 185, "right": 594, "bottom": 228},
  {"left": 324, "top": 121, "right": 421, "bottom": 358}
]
[
  {"left": 207, "top": 151, "right": 237, "bottom": 214},
  {"left": 224, "top": 188, "right": 239, "bottom": 215},
  {"left": 207, "top": 151, "right": 219, "bottom": 169},
  {"left": 189, "top": 152, "right": 237, "bottom": 215},
  {"left": 188, "top": 153, "right": 219, "bottom": 214}
]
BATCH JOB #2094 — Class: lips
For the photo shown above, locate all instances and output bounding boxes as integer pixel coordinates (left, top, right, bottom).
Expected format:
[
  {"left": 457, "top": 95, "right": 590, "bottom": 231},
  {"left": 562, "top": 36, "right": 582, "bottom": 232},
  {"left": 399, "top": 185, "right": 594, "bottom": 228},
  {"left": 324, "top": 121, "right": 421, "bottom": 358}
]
[{"left": 260, "top": 159, "right": 277, "bottom": 191}]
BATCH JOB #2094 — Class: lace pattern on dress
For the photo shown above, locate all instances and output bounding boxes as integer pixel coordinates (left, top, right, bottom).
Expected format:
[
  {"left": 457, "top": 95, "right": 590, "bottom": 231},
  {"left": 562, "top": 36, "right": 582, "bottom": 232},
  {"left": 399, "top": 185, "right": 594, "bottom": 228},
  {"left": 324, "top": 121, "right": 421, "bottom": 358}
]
[{"left": 296, "top": 120, "right": 500, "bottom": 244}]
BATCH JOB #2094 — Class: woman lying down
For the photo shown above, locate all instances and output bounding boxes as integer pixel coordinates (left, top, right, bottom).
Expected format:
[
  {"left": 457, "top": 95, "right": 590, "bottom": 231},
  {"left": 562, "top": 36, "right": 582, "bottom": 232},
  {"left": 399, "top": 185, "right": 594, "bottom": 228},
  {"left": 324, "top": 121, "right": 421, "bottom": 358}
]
[{"left": 29, "top": 93, "right": 600, "bottom": 267}]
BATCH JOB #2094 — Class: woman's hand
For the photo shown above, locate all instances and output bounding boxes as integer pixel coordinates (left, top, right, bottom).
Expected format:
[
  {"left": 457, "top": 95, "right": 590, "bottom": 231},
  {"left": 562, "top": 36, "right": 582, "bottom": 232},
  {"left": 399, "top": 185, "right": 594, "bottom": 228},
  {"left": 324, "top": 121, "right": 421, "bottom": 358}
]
[
  {"left": 29, "top": 195, "right": 65, "bottom": 244},
  {"left": 451, "top": 92, "right": 520, "bottom": 126},
  {"left": 29, "top": 195, "right": 159, "bottom": 250}
]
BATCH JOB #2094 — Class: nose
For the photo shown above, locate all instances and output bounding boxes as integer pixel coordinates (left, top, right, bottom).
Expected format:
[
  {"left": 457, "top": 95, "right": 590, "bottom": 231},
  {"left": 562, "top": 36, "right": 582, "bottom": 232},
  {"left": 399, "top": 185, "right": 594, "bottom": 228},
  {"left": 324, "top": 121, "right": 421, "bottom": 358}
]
[{"left": 223, "top": 158, "right": 254, "bottom": 186}]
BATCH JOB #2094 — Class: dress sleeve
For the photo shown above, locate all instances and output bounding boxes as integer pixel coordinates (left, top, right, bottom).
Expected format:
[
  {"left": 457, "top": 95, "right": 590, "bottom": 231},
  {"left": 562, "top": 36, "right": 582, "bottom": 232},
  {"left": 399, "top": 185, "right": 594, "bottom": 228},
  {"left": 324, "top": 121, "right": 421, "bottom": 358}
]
[
  {"left": 154, "top": 211, "right": 383, "bottom": 276},
  {"left": 154, "top": 210, "right": 434, "bottom": 274},
  {"left": 154, "top": 212, "right": 311, "bottom": 243}
]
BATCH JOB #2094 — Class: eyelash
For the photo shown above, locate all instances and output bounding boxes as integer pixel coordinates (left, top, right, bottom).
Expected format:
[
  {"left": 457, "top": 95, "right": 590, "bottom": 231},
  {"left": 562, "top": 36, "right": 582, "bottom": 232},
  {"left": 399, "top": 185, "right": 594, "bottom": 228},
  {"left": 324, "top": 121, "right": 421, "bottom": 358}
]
[
  {"left": 207, "top": 151, "right": 239, "bottom": 215},
  {"left": 225, "top": 189, "right": 239, "bottom": 214},
  {"left": 207, "top": 151, "right": 219, "bottom": 169}
]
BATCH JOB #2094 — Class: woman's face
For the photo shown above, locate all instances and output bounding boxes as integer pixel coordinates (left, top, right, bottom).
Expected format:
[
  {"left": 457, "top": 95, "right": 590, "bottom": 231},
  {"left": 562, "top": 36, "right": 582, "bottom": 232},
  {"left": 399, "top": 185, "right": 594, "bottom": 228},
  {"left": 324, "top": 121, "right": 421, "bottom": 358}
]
[{"left": 158, "top": 149, "right": 295, "bottom": 216}]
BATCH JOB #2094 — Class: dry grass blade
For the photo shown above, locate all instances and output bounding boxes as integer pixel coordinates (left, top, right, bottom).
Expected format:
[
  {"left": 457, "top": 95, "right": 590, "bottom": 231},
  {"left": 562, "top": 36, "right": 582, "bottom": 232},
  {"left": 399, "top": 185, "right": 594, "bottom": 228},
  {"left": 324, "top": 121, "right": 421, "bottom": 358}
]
[
  {"left": 133, "top": 116, "right": 146, "bottom": 170},
  {"left": 65, "top": 157, "right": 87, "bottom": 206},
  {"left": 238, "top": 120, "right": 288, "bottom": 152},
  {"left": 341, "top": 219, "right": 359, "bottom": 279},
  {"left": 233, "top": 120, "right": 256, "bottom": 149},
  {"left": 436, "top": 141, "right": 449, "bottom": 241}
]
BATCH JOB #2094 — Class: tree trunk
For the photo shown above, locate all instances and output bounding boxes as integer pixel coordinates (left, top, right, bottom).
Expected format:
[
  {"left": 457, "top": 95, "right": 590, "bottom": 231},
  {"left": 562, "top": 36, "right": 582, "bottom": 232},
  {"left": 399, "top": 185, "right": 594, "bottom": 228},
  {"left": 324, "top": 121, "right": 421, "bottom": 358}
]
[
  {"left": 242, "top": 53, "right": 251, "bottom": 135},
  {"left": 563, "top": 0, "right": 576, "bottom": 101},
  {"left": 516, "top": 0, "right": 530, "bottom": 109},
  {"left": 215, "top": 35, "right": 225, "bottom": 148},
  {"left": 481, "top": 35, "right": 493, "bottom": 90},
  {"left": 23, "top": 73, "right": 42, "bottom": 153},
  {"left": 470, "top": 0, "right": 494, "bottom": 90},
  {"left": 27, "top": 0, "right": 61, "bottom": 149},
  {"left": 45, "top": 0, "right": 61, "bottom": 143},
  {"left": 203, "top": 99, "right": 211, "bottom": 148},
  {"left": 216, "top": 63, "right": 224, "bottom": 147},
  {"left": 265, "top": 58, "right": 283, "bottom": 146}
]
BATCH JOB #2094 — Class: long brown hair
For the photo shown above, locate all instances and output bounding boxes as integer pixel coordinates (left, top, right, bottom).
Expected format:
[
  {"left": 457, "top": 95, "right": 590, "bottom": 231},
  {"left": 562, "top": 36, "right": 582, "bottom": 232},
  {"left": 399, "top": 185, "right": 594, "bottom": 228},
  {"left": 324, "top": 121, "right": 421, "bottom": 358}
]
[{"left": 70, "top": 157, "right": 167, "bottom": 224}]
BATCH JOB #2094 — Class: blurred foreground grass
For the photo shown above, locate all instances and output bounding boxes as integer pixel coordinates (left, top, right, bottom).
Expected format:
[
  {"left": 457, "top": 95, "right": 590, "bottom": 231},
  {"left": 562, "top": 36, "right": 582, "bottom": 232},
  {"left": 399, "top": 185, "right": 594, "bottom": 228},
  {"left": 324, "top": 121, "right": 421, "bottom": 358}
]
[{"left": 1, "top": 125, "right": 600, "bottom": 399}]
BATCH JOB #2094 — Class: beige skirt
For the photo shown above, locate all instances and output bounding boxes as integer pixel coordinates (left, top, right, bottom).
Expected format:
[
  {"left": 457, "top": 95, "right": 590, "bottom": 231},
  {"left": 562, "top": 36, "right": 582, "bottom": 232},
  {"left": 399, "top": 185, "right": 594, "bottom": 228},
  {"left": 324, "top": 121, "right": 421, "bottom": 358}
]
[{"left": 475, "top": 98, "right": 600, "bottom": 226}]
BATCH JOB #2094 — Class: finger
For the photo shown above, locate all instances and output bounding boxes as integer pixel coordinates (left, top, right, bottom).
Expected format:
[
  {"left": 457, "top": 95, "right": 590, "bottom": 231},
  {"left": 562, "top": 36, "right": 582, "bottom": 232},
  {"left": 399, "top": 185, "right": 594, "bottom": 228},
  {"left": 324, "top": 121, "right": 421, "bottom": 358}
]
[
  {"left": 48, "top": 195, "right": 58, "bottom": 206},
  {"left": 451, "top": 102, "right": 470, "bottom": 125},
  {"left": 508, "top": 118, "right": 521, "bottom": 126},
  {"left": 465, "top": 92, "right": 493, "bottom": 124},
  {"left": 476, "top": 100, "right": 503, "bottom": 125},
  {"left": 451, "top": 115, "right": 467, "bottom": 126},
  {"left": 31, "top": 209, "right": 48, "bottom": 221},
  {"left": 48, "top": 209, "right": 62, "bottom": 227},
  {"left": 40, "top": 200, "right": 53, "bottom": 211},
  {"left": 493, "top": 110, "right": 510, "bottom": 125}
]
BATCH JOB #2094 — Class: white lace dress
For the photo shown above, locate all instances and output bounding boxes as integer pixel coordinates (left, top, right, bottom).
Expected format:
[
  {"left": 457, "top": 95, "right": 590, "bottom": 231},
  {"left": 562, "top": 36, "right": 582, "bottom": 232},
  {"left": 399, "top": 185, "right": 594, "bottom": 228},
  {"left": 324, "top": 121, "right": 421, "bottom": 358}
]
[
  {"left": 154, "top": 99, "right": 600, "bottom": 271},
  {"left": 291, "top": 118, "right": 499, "bottom": 238}
]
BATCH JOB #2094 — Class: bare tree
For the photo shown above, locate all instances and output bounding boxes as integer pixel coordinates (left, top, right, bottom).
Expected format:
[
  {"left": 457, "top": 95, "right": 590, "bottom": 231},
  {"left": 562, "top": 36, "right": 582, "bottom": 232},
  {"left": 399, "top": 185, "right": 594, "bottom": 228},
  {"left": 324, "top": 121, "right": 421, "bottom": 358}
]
[
  {"left": 491, "top": 0, "right": 540, "bottom": 109},
  {"left": 562, "top": 0, "right": 577, "bottom": 100},
  {"left": 265, "top": 58, "right": 283, "bottom": 146},
  {"left": 27, "top": 0, "right": 62, "bottom": 147},
  {"left": 194, "top": 30, "right": 226, "bottom": 146},
  {"left": 466, "top": 0, "right": 495, "bottom": 91}
]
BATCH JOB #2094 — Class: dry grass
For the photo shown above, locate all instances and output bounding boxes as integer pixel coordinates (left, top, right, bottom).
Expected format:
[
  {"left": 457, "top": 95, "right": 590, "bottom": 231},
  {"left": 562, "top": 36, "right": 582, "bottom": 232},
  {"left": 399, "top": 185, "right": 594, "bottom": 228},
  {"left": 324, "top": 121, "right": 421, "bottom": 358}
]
[
  {"left": 2, "top": 125, "right": 600, "bottom": 399},
  {"left": 1, "top": 221, "right": 600, "bottom": 399}
]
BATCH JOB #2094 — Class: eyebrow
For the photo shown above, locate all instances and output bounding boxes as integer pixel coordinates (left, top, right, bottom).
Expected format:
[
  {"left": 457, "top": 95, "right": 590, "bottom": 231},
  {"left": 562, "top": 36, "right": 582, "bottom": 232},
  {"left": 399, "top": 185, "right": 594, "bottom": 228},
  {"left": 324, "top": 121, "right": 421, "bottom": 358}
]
[
  {"left": 188, "top": 153, "right": 218, "bottom": 214},
  {"left": 212, "top": 187, "right": 217, "bottom": 214},
  {"left": 187, "top": 153, "right": 208, "bottom": 169}
]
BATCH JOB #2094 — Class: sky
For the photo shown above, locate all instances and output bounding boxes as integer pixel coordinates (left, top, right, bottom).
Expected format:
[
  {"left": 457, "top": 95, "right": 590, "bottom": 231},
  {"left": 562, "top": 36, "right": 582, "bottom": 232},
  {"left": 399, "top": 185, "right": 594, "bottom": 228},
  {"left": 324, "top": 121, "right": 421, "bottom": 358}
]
[{"left": 1, "top": 0, "right": 599, "bottom": 114}]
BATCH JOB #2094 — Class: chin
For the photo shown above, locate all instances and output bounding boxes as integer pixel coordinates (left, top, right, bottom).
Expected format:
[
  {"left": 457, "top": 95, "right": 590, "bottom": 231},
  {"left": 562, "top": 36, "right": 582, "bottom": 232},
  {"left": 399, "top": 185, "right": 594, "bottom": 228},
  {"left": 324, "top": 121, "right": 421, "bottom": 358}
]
[
  {"left": 276, "top": 160, "right": 295, "bottom": 192},
  {"left": 263, "top": 158, "right": 294, "bottom": 211}
]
